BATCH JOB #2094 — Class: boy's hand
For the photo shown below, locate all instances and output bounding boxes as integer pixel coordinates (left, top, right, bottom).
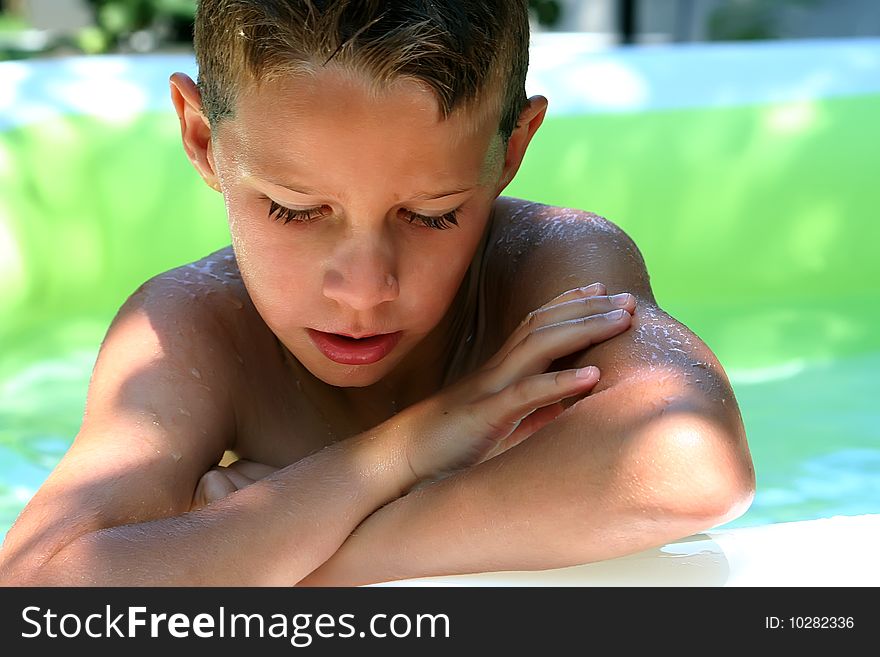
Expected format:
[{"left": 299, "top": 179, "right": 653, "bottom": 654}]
[{"left": 401, "top": 282, "right": 635, "bottom": 484}]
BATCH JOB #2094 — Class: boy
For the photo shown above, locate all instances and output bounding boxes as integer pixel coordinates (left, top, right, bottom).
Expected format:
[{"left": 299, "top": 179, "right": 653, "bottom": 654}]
[{"left": 0, "top": 0, "right": 754, "bottom": 586}]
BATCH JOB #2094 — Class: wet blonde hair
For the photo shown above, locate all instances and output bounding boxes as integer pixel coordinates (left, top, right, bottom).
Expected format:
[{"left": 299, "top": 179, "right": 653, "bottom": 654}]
[{"left": 194, "top": 0, "right": 530, "bottom": 145}]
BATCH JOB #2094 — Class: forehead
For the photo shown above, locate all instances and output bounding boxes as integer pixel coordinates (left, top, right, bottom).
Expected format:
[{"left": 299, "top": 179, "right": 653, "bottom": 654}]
[{"left": 213, "top": 67, "right": 502, "bottom": 186}]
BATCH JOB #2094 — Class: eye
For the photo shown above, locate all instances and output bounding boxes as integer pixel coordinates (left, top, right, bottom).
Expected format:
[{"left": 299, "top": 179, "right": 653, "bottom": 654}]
[
  {"left": 266, "top": 198, "right": 460, "bottom": 230},
  {"left": 399, "top": 208, "right": 460, "bottom": 230},
  {"left": 267, "top": 200, "right": 329, "bottom": 225}
]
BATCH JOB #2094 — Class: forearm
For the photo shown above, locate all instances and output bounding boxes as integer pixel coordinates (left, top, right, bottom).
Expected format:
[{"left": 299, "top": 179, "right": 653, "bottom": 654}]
[
  {"left": 299, "top": 374, "right": 754, "bottom": 586},
  {"left": 7, "top": 429, "right": 414, "bottom": 586}
]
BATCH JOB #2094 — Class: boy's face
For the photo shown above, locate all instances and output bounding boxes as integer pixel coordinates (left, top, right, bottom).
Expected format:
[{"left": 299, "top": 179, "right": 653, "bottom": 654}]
[{"left": 196, "top": 68, "right": 520, "bottom": 388}]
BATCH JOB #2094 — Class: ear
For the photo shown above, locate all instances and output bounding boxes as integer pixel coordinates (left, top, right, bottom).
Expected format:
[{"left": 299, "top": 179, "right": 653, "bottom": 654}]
[
  {"left": 169, "top": 72, "right": 220, "bottom": 192},
  {"left": 494, "top": 95, "right": 548, "bottom": 195}
]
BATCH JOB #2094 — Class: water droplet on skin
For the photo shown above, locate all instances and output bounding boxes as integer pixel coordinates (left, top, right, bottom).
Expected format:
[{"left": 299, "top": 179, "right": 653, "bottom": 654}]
[
  {"left": 171, "top": 452, "right": 182, "bottom": 462},
  {"left": 178, "top": 407, "right": 191, "bottom": 417},
  {"left": 236, "top": 354, "right": 244, "bottom": 364},
  {"left": 229, "top": 297, "right": 243, "bottom": 310},
  {"left": 190, "top": 368, "right": 202, "bottom": 379}
]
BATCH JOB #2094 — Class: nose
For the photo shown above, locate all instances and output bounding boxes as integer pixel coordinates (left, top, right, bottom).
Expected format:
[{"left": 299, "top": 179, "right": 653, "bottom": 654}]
[{"left": 322, "top": 234, "right": 400, "bottom": 311}]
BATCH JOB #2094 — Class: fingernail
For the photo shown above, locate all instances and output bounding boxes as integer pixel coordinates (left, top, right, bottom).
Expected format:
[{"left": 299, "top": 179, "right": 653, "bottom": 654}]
[
  {"left": 576, "top": 366, "right": 598, "bottom": 379},
  {"left": 611, "top": 293, "right": 631, "bottom": 307},
  {"left": 607, "top": 309, "right": 626, "bottom": 320},
  {"left": 581, "top": 282, "right": 602, "bottom": 294}
]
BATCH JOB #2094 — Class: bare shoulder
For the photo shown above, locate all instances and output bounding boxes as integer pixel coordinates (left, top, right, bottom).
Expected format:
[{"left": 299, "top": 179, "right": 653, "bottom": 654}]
[
  {"left": 142, "top": 246, "right": 291, "bottom": 364},
  {"left": 73, "top": 245, "right": 259, "bottom": 479},
  {"left": 489, "top": 196, "right": 657, "bottom": 335},
  {"left": 488, "top": 197, "right": 738, "bottom": 408},
  {"left": 110, "top": 245, "right": 257, "bottom": 422}
]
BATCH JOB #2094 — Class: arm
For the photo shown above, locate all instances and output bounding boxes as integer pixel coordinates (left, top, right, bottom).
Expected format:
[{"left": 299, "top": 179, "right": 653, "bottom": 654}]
[
  {"left": 2, "top": 256, "right": 627, "bottom": 586},
  {"left": 298, "top": 210, "right": 755, "bottom": 586},
  {"left": 0, "top": 274, "right": 416, "bottom": 586}
]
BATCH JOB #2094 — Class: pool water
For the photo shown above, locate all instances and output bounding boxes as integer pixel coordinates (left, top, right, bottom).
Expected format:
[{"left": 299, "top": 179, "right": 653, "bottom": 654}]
[{"left": 2, "top": 40, "right": 879, "bottom": 542}]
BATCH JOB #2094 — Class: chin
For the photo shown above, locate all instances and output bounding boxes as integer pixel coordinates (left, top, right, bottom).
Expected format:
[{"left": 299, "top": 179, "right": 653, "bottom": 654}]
[{"left": 318, "top": 364, "right": 391, "bottom": 387}]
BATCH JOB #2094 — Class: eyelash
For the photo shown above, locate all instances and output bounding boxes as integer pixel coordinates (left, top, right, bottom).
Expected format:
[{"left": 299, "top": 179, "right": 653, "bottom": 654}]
[{"left": 266, "top": 200, "right": 460, "bottom": 230}]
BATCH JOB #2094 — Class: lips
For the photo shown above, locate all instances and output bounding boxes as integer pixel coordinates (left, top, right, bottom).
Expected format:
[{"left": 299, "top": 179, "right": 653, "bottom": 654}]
[{"left": 307, "top": 329, "right": 403, "bottom": 365}]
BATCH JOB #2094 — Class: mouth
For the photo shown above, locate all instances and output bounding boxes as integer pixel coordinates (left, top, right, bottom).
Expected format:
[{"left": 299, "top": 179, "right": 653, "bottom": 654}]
[{"left": 307, "top": 329, "right": 403, "bottom": 366}]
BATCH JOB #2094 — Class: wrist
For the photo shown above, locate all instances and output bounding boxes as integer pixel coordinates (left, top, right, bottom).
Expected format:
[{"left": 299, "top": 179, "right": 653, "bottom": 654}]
[{"left": 350, "top": 413, "right": 420, "bottom": 505}]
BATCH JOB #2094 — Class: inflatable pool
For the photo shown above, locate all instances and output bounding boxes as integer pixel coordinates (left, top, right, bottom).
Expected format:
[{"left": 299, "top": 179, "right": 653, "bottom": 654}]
[
  {"left": 1, "top": 35, "right": 878, "bottom": 584},
  {"left": 373, "top": 513, "right": 880, "bottom": 586}
]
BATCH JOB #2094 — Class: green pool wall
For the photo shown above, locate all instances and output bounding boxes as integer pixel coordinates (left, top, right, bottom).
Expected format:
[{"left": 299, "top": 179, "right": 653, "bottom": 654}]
[
  {"left": 3, "top": 94, "right": 878, "bottom": 368},
  {"left": 509, "top": 94, "right": 880, "bottom": 368},
  {"left": 1, "top": 89, "right": 878, "bottom": 533}
]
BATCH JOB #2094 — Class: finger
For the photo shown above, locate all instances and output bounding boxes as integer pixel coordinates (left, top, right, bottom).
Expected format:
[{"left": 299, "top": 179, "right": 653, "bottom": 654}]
[
  {"left": 546, "top": 282, "right": 606, "bottom": 304},
  {"left": 227, "top": 459, "right": 278, "bottom": 480},
  {"left": 480, "top": 402, "right": 565, "bottom": 463},
  {"left": 480, "top": 366, "right": 600, "bottom": 440},
  {"left": 500, "top": 401, "right": 566, "bottom": 450},
  {"left": 487, "top": 308, "right": 632, "bottom": 389},
  {"left": 192, "top": 468, "right": 237, "bottom": 509},
  {"left": 213, "top": 465, "right": 255, "bottom": 490},
  {"left": 484, "top": 283, "right": 608, "bottom": 369},
  {"left": 501, "top": 292, "right": 635, "bottom": 358}
]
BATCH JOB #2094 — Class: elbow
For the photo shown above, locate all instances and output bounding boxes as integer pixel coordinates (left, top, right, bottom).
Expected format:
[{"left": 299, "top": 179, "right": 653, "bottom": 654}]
[
  {"left": 632, "top": 414, "right": 756, "bottom": 531},
  {"left": 668, "top": 470, "right": 755, "bottom": 530}
]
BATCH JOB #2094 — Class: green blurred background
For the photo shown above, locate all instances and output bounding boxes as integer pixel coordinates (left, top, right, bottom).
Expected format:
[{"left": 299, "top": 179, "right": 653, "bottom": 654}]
[{"left": 1, "top": 1, "right": 879, "bottom": 538}]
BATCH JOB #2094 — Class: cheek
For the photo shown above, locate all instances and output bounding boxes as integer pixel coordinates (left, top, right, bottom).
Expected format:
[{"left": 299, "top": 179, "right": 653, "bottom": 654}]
[
  {"left": 400, "top": 241, "right": 475, "bottom": 321},
  {"left": 226, "top": 204, "right": 319, "bottom": 319},
  {"left": 227, "top": 195, "right": 299, "bottom": 271}
]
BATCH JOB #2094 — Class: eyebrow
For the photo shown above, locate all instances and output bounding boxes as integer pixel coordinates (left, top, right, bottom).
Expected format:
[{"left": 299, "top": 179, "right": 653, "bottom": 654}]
[{"left": 259, "top": 178, "right": 474, "bottom": 201}]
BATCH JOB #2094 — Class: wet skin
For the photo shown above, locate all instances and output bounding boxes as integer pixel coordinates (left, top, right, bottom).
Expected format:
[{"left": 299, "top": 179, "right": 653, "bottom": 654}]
[
  {"left": 151, "top": 65, "right": 745, "bottom": 482},
  {"left": 143, "top": 195, "right": 567, "bottom": 468},
  {"left": 0, "top": 65, "right": 754, "bottom": 587}
]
